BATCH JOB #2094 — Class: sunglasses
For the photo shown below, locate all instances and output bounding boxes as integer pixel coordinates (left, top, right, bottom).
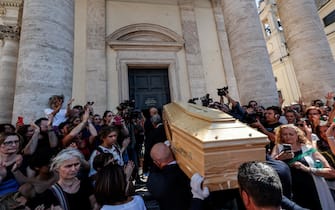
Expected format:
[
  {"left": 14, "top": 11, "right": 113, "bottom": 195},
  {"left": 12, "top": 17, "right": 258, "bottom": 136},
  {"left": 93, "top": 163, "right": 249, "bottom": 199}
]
[{"left": 2, "top": 140, "right": 19, "bottom": 146}]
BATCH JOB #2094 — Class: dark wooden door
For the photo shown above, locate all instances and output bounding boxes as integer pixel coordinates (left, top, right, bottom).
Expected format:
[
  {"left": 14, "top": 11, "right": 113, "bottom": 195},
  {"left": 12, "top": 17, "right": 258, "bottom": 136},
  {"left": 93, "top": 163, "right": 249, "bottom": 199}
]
[{"left": 128, "top": 68, "right": 171, "bottom": 111}]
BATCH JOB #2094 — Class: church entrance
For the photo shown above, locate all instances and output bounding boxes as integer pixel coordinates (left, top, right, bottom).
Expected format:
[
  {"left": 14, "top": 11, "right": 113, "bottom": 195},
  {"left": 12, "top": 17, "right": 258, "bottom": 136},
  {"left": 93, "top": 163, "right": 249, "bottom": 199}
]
[{"left": 128, "top": 68, "right": 171, "bottom": 113}]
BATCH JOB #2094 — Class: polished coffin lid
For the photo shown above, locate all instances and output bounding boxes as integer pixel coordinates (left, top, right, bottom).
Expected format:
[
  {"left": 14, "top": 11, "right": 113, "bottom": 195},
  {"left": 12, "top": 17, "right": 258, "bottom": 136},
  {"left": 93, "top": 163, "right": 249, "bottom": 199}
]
[{"left": 163, "top": 102, "right": 269, "bottom": 191}]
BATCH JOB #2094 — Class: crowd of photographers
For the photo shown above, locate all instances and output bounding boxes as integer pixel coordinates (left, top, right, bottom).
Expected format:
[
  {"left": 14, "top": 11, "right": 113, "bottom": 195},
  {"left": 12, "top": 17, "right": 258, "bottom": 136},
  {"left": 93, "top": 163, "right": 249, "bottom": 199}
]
[
  {"left": 1, "top": 88, "right": 335, "bottom": 209},
  {"left": 188, "top": 88, "right": 335, "bottom": 209}
]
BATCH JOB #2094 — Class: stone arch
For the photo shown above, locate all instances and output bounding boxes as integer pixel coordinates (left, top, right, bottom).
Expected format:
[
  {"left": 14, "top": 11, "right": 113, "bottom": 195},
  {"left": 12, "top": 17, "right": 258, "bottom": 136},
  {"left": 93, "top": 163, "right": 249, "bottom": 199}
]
[{"left": 106, "top": 23, "right": 184, "bottom": 51}]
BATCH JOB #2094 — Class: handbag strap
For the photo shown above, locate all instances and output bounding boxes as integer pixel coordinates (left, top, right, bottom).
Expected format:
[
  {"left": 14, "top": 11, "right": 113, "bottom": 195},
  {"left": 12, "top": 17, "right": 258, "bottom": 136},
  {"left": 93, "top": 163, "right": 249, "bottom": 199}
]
[
  {"left": 288, "top": 147, "right": 317, "bottom": 165},
  {"left": 50, "top": 183, "right": 69, "bottom": 210}
]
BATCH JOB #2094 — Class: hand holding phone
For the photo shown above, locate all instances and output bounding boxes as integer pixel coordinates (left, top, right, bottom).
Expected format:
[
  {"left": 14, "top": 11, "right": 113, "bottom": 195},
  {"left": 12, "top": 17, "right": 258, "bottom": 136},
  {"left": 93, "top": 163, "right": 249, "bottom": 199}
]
[
  {"left": 17, "top": 116, "right": 24, "bottom": 125},
  {"left": 282, "top": 143, "right": 292, "bottom": 153}
]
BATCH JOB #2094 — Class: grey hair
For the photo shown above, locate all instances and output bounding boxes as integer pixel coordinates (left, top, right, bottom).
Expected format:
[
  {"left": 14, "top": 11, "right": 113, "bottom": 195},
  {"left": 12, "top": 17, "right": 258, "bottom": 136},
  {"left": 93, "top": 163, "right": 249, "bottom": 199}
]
[
  {"left": 50, "top": 148, "right": 84, "bottom": 171},
  {"left": 151, "top": 114, "right": 162, "bottom": 125}
]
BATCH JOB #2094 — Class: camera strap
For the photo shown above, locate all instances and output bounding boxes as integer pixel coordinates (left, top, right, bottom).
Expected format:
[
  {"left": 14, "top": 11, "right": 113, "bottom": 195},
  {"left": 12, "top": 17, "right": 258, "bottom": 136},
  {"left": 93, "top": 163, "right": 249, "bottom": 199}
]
[{"left": 288, "top": 148, "right": 317, "bottom": 165}]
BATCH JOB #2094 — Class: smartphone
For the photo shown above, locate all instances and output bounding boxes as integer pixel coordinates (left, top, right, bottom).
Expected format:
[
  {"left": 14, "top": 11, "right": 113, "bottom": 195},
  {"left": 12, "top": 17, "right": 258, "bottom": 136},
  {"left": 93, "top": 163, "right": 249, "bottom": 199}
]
[
  {"left": 282, "top": 144, "right": 292, "bottom": 152},
  {"left": 17, "top": 116, "right": 24, "bottom": 125}
]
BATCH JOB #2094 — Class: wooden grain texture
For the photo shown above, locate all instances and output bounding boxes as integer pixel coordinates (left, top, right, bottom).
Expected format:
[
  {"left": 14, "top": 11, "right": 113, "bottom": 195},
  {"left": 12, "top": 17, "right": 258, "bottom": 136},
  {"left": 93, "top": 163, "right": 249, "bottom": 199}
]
[{"left": 163, "top": 102, "right": 269, "bottom": 191}]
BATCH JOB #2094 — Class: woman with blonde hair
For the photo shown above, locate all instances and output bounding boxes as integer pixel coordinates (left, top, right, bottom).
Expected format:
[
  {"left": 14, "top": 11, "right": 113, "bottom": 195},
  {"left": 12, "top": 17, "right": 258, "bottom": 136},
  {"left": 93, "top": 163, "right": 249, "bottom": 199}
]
[{"left": 272, "top": 124, "right": 335, "bottom": 209}]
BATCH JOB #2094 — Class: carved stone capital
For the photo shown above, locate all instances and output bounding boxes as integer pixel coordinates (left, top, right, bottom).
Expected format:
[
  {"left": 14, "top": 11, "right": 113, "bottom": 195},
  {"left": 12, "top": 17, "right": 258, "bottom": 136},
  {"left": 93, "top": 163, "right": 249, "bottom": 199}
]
[
  {"left": 0, "top": 24, "right": 20, "bottom": 40},
  {"left": 0, "top": 0, "right": 23, "bottom": 8}
]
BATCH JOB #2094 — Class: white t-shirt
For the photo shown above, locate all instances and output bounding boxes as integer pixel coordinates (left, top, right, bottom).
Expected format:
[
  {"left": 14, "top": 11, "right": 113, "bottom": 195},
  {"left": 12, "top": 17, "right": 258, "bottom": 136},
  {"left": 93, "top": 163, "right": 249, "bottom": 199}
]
[
  {"left": 44, "top": 108, "right": 67, "bottom": 126},
  {"left": 100, "top": 195, "right": 146, "bottom": 210}
]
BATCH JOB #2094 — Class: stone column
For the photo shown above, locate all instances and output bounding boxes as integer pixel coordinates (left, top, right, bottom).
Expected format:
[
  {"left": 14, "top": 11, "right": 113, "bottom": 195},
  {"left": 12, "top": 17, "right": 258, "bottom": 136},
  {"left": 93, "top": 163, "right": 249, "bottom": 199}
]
[
  {"left": 210, "top": 0, "right": 239, "bottom": 100},
  {"left": 12, "top": 0, "right": 74, "bottom": 122},
  {"left": 221, "top": 0, "right": 279, "bottom": 107},
  {"left": 179, "top": 0, "right": 207, "bottom": 98},
  {"left": 0, "top": 26, "right": 20, "bottom": 123},
  {"left": 277, "top": 0, "right": 335, "bottom": 103},
  {"left": 86, "top": 0, "right": 107, "bottom": 114}
]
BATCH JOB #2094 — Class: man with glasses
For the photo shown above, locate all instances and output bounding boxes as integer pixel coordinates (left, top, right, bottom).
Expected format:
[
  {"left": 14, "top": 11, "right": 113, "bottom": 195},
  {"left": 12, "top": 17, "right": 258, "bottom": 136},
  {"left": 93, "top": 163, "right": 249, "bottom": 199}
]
[{"left": 305, "top": 106, "right": 321, "bottom": 133}]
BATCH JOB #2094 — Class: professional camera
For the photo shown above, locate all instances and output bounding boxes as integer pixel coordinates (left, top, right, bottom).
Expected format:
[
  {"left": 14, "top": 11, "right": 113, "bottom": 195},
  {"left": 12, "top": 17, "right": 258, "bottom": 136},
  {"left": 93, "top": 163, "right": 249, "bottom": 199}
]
[
  {"left": 200, "top": 94, "right": 213, "bottom": 107},
  {"left": 217, "top": 86, "right": 229, "bottom": 96},
  {"left": 117, "top": 99, "right": 140, "bottom": 123},
  {"left": 188, "top": 98, "right": 199, "bottom": 104},
  {"left": 243, "top": 111, "right": 264, "bottom": 125}
]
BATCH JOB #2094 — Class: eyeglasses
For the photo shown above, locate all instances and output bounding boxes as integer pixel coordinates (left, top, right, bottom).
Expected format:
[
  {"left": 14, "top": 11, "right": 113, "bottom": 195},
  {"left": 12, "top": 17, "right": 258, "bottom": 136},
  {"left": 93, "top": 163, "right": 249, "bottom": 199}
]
[{"left": 2, "top": 140, "right": 19, "bottom": 146}]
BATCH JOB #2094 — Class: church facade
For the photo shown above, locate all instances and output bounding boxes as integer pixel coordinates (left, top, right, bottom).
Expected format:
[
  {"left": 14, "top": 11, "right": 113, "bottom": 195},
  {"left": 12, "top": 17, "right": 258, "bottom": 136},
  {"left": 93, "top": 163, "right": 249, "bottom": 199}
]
[{"left": 0, "top": 0, "right": 334, "bottom": 123}]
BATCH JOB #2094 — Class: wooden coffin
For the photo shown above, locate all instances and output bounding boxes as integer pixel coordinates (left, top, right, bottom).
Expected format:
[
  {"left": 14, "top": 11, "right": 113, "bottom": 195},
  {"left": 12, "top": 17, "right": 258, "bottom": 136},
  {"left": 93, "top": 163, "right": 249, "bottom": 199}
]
[{"left": 163, "top": 102, "right": 269, "bottom": 191}]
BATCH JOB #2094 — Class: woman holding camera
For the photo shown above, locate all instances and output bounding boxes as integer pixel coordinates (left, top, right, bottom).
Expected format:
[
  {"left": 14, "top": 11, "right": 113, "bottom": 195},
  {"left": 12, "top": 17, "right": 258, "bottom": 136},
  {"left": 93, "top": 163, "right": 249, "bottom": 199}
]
[{"left": 271, "top": 124, "right": 335, "bottom": 209}]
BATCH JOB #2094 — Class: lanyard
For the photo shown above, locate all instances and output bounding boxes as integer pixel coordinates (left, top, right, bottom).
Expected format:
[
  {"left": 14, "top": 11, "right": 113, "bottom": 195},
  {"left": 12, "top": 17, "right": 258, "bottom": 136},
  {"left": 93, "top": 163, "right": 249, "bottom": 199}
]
[{"left": 288, "top": 148, "right": 317, "bottom": 165}]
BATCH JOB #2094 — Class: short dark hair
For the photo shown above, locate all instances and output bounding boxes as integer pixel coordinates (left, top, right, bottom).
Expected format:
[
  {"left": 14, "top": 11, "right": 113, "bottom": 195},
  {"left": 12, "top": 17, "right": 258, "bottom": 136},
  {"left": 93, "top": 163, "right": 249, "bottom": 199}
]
[
  {"left": 34, "top": 117, "right": 48, "bottom": 127},
  {"left": 285, "top": 109, "right": 297, "bottom": 117},
  {"left": 248, "top": 100, "right": 258, "bottom": 106},
  {"left": 238, "top": 161, "right": 282, "bottom": 208},
  {"left": 266, "top": 106, "right": 282, "bottom": 116},
  {"left": 98, "top": 126, "right": 119, "bottom": 141}
]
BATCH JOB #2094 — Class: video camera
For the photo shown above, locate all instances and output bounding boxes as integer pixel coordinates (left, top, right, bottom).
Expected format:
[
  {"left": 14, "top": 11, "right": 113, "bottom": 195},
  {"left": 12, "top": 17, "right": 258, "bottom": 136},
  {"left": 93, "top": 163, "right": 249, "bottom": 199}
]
[
  {"left": 217, "top": 86, "right": 229, "bottom": 97},
  {"left": 200, "top": 94, "right": 213, "bottom": 107},
  {"left": 117, "top": 99, "right": 141, "bottom": 122},
  {"left": 188, "top": 97, "right": 199, "bottom": 104}
]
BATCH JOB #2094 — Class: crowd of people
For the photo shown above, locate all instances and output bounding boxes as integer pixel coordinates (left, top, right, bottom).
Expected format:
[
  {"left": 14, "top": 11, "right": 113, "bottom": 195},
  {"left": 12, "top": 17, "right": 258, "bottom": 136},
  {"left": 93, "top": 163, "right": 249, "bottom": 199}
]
[{"left": 1, "top": 90, "right": 335, "bottom": 210}]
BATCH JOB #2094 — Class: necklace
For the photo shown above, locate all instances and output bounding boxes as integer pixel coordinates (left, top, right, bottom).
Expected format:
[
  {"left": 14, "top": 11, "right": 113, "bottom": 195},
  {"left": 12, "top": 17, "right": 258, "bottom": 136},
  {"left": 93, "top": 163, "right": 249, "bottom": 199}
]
[{"left": 58, "top": 178, "right": 79, "bottom": 189}]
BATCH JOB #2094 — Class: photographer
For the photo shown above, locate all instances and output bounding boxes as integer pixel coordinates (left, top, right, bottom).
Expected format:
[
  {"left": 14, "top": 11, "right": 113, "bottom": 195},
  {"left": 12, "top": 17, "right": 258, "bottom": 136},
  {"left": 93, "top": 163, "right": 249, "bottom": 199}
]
[
  {"left": 250, "top": 106, "right": 282, "bottom": 153},
  {"left": 214, "top": 87, "right": 246, "bottom": 121}
]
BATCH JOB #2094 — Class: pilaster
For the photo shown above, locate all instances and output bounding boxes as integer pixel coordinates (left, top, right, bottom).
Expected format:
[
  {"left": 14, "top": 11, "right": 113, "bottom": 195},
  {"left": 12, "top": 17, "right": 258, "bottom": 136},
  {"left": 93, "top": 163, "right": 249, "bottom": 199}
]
[
  {"left": 210, "top": 0, "right": 239, "bottom": 101},
  {"left": 86, "top": 0, "right": 107, "bottom": 114},
  {"left": 179, "top": 0, "right": 206, "bottom": 98}
]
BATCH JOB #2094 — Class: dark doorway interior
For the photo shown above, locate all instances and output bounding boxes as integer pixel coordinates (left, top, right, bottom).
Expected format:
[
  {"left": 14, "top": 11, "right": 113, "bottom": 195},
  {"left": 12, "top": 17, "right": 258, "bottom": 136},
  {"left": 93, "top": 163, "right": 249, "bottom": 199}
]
[{"left": 128, "top": 68, "right": 171, "bottom": 114}]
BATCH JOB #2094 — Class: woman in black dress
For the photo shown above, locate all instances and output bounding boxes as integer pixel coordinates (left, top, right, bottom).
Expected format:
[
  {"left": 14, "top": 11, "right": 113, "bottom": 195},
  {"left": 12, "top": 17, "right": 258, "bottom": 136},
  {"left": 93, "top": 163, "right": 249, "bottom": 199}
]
[{"left": 28, "top": 148, "right": 98, "bottom": 210}]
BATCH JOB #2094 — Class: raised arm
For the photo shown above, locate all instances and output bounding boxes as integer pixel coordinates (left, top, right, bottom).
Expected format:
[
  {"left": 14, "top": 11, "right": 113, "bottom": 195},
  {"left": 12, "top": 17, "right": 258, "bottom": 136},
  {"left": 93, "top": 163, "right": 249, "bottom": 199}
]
[
  {"left": 23, "top": 123, "right": 40, "bottom": 155},
  {"left": 62, "top": 108, "right": 89, "bottom": 147},
  {"left": 47, "top": 114, "right": 58, "bottom": 148}
]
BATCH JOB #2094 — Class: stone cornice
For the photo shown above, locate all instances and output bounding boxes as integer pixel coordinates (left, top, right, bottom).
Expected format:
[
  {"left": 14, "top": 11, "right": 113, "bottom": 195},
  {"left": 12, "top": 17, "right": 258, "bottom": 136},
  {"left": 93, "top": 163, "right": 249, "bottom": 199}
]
[
  {"left": 0, "top": 24, "right": 20, "bottom": 40},
  {"left": 107, "top": 23, "right": 185, "bottom": 52},
  {"left": 0, "top": 0, "right": 23, "bottom": 7}
]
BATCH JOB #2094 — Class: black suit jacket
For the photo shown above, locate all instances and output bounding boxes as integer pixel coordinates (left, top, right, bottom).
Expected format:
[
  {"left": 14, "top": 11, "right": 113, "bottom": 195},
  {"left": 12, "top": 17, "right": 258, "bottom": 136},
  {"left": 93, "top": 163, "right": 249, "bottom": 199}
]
[{"left": 147, "top": 163, "right": 192, "bottom": 210}]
